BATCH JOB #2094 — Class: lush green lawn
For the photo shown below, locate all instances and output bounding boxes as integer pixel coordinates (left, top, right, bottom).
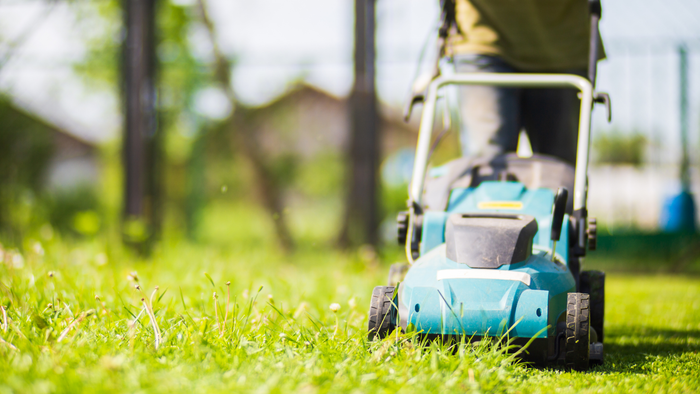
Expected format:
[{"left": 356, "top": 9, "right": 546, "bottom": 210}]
[{"left": 0, "top": 235, "right": 699, "bottom": 393}]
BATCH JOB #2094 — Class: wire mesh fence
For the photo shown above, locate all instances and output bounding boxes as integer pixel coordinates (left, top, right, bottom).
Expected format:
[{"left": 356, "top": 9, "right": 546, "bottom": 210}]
[{"left": 589, "top": 39, "right": 700, "bottom": 230}]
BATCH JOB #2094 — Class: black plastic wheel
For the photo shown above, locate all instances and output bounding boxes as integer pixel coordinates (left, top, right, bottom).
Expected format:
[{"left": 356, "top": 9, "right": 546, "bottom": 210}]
[
  {"left": 580, "top": 270, "right": 605, "bottom": 343},
  {"left": 565, "top": 293, "right": 590, "bottom": 371},
  {"left": 397, "top": 211, "right": 409, "bottom": 245},
  {"left": 367, "top": 286, "right": 396, "bottom": 341},
  {"left": 587, "top": 218, "right": 597, "bottom": 250},
  {"left": 388, "top": 263, "right": 409, "bottom": 287}
]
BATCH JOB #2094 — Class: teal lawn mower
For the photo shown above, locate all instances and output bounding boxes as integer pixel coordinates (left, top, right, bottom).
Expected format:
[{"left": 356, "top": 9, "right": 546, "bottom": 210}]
[{"left": 367, "top": 0, "right": 610, "bottom": 371}]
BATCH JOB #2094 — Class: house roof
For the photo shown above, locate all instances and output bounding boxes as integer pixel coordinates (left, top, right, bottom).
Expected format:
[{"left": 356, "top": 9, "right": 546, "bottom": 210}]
[
  {"left": 1, "top": 95, "right": 97, "bottom": 152},
  {"left": 230, "top": 83, "right": 420, "bottom": 155},
  {"left": 248, "top": 83, "right": 421, "bottom": 131}
]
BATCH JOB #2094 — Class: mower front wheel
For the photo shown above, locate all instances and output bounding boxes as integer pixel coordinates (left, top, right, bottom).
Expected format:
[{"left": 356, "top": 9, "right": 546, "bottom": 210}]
[
  {"left": 565, "top": 292, "right": 590, "bottom": 371},
  {"left": 367, "top": 286, "right": 396, "bottom": 341}
]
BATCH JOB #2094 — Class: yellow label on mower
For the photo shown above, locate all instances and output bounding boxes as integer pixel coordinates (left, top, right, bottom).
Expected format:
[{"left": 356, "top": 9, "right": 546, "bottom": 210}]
[{"left": 477, "top": 201, "right": 524, "bottom": 210}]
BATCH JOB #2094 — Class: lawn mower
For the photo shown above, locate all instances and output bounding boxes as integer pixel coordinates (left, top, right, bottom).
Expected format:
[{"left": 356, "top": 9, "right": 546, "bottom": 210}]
[{"left": 367, "top": 0, "right": 609, "bottom": 371}]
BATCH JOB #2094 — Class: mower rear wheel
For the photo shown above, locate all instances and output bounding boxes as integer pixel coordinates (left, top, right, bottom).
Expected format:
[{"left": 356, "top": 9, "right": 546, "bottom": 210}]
[
  {"left": 565, "top": 293, "right": 590, "bottom": 371},
  {"left": 580, "top": 270, "right": 605, "bottom": 343},
  {"left": 397, "top": 211, "right": 409, "bottom": 245},
  {"left": 388, "top": 263, "right": 409, "bottom": 286},
  {"left": 367, "top": 286, "right": 397, "bottom": 341}
]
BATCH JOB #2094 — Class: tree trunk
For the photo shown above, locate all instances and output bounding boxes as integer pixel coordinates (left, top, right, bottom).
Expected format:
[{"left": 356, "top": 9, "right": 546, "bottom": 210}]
[
  {"left": 122, "top": 0, "right": 160, "bottom": 251},
  {"left": 339, "top": 0, "right": 380, "bottom": 247}
]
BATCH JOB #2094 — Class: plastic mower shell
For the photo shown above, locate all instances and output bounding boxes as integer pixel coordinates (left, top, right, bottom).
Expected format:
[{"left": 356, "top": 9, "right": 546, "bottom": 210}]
[{"left": 367, "top": 72, "right": 607, "bottom": 372}]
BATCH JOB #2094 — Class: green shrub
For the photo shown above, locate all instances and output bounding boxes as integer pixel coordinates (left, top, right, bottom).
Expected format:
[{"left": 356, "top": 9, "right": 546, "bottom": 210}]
[{"left": 593, "top": 131, "right": 647, "bottom": 166}]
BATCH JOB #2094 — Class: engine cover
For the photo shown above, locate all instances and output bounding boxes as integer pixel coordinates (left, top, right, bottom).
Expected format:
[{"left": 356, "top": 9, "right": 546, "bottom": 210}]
[{"left": 445, "top": 213, "right": 538, "bottom": 268}]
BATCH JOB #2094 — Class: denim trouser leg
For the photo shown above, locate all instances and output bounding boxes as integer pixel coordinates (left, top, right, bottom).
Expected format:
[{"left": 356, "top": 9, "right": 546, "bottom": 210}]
[
  {"left": 521, "top": 85, "right": 581, "bottom": 164},
  {"left": 453, "top": 54, "right": 583, "bottom": 164},
  {"left": 454, "top": 54, "right": 521, "bottom": 158}
]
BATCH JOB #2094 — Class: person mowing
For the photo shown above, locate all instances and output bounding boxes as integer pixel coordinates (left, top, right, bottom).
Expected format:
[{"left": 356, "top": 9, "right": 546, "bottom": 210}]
[{"left": 446, "top": 0, "right": 605, "bottom": 164}]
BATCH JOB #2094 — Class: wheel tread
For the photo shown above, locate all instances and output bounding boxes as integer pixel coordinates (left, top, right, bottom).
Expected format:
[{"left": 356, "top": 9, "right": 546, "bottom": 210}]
[
  {"left": 565, "top": 293, "right": 590, "bottom": 371},
  {"left": 367, "top": 286, "right": 396, "bottom": 340}
]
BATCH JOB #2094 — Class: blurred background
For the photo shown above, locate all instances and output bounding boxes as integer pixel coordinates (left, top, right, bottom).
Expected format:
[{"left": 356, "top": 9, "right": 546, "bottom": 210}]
[{"left": 0, "top": 0, "right": 698, "bottom": 270}]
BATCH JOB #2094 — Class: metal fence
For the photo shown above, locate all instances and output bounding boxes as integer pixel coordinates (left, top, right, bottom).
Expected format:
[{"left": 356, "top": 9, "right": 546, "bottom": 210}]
[{"left": 589, "top": 39, "right": 700, "bottom": 230}]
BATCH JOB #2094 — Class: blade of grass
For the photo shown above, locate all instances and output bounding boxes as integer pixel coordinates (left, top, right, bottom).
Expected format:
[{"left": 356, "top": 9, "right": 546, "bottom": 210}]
[
  {"left": 157, "top": 288, "right": 169, "bottom": 303},
  {"left": 234, "top": 286, "right": 262, "bottom": 349},
  {"left": 204, "top": 272, "right": 215, "bottom": 288}
]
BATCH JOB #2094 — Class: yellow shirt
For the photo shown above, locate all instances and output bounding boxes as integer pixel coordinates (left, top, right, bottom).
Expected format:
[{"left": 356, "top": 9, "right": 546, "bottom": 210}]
[{"left": 448, "top": 0, "right": 604, "bottom": 72}]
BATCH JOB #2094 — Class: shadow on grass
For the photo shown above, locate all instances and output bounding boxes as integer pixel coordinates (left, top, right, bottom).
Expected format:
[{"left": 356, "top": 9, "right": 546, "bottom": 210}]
[
  {"left": 586, "top": 328, "right": 700, "bottom": 374},
  {"left": 532, "top": 328, "right": 700, "bottom": 374}
]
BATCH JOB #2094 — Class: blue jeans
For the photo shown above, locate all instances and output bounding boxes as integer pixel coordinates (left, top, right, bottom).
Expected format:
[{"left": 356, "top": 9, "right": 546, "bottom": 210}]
[{"left": 454, "top": 54, "right": 584, "bottom": 164}]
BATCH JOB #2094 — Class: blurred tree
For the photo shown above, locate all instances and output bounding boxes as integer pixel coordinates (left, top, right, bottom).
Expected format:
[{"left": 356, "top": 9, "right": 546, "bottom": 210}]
[
  {"left": 122, "top": 0, "right": 160, "bottom": 251},
  {"left": 75, "top": 0, "right": 210, "bottom": 240},
  {"left": 74, "top": 0, "right": 392, "bottom": 251},
  {"left": 339, "top": 0, "right": 380, "bottom": 248},
  {"left": 194, "top": 0, "right": 295, "bottom": 252},
  {"left": 75, "top": 0, "right": 298, "bottom": 250}
]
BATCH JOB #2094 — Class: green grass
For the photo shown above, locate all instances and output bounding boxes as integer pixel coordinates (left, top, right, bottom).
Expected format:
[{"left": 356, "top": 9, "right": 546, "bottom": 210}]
[{"left": 1, "top": 235, "right": 699, "bottom": 393}]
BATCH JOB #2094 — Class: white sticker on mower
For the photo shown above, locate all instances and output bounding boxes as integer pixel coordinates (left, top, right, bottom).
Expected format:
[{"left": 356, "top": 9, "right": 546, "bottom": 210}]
[{"left": 436, "top": 269, "right": 531, "bottom": 286}]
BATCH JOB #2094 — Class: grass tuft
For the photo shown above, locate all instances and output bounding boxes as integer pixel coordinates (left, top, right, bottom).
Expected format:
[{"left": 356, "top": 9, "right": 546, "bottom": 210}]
[{"left": 57, "top": 310, "right": 94, "bottom": 342}]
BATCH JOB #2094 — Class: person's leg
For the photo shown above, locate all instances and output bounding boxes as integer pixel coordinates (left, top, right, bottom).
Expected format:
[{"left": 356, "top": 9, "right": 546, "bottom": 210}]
[
  {"left": 453, "top": 54, "right": 521, "bottom": 158},
  {"left": 521, "top": 84, "right": 581, "bottom": 165}
]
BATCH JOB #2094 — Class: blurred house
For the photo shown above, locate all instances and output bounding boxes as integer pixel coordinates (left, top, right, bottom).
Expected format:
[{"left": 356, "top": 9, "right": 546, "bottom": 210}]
[
  {"left": 45, "top": 126, "right": 99, "bottom": 190},
  {"left": 190, "top": 83, "right": 420, "bottom": 242},
  {"left": 0, "top": 97, "right": 99, "bottom": 191},
  {"left": 198, "top": 82, "right": 420, "bottom": 205},
  {"left": 233, "top": 83, "right": 418, "bottom": 158}
]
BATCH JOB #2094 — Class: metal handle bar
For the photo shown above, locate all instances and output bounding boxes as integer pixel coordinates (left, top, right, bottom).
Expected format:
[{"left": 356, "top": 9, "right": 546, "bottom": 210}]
[{"left": 409, "top": 73, "right": 594, "bottom": 212}]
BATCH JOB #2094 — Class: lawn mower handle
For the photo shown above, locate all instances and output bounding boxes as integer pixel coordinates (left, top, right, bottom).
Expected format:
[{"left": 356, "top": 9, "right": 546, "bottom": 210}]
[
  {"left": 408, "top": 73, "right": 594, "bottom": 212},
  {"left": 405, "top": 73, "right": 595, "bottom": 264}
]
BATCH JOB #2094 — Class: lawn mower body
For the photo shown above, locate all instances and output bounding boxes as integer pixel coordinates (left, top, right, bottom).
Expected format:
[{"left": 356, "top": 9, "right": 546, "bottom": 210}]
[
  {"left": 397, "top": 170, "right": 576, "bottom": 363},
  {"left": 368, "top": 72, "right": 608, "bottom": 370}
]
